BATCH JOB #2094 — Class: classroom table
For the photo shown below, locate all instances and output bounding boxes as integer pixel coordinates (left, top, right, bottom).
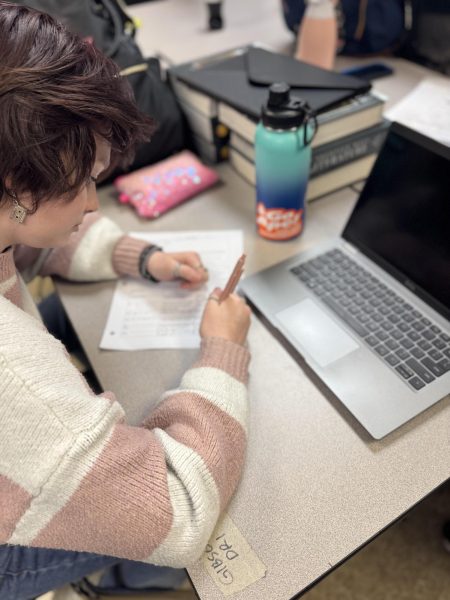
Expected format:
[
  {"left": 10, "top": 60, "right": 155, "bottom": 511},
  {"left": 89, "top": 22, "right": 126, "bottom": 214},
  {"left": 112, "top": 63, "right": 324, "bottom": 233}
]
[
  {"left": 56, "top": 4, "right": 450, "bottom": 597},
  {"left": 57, "top": 155, "right": 450, "bottom": 600}
]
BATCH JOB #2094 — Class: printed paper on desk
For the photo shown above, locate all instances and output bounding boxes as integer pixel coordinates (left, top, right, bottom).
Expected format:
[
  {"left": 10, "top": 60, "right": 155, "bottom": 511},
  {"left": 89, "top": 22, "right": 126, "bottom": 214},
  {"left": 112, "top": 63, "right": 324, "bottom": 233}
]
[
  {"left": 201, "top": 512, "right": 267, "bottom": 596},
  {"left": 386, "top": 78, "right": 450, "bottom": 146},
  {"left": 100, "top": 230, "right": 243, "bottom": 350}
]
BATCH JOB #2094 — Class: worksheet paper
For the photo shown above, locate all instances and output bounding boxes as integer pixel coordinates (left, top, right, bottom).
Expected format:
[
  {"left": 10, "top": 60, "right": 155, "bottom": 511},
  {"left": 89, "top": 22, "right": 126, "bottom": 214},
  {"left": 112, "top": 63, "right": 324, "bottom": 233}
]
[
  {"left": 100, "top": 230, "right": 244, "bottom": 350},
  {"left": 386, "top": 78, "right": 450, "bottom": 146}
]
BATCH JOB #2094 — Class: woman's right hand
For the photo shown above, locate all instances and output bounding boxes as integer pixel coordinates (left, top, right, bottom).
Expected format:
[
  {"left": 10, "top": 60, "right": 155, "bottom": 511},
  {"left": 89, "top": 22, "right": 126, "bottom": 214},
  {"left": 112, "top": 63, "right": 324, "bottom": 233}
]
[{"left": 200, "top": 287, "right": 251, "bottom": 346}]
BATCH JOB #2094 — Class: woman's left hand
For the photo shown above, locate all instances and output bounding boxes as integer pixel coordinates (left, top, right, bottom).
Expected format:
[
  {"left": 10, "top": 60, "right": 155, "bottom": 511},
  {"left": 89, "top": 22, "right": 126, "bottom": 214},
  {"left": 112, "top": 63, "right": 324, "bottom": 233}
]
[{"left": 146, "top": 251, "right": 208, "bottom": 289}]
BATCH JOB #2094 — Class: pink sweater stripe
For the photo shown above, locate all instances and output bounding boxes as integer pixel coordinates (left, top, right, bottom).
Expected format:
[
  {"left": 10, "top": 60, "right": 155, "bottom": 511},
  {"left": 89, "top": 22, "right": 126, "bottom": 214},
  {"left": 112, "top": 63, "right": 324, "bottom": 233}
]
[
  {"left": 0, "top": 475, "right": 32, "bottom": 544},
  {"left": 144, "top": 394, "right": 247, "bottom": 511},
  {"left": 0, "top": 247, "right": 16, "bottom": 281},
  {"left": 111, "top": 236, "right": 150, "bottom": 278},
  {"left": 32, "top": 424, "right": 172, "bottom": 559},
  {"left": 4, "top": 278, "right": 22, "bottom": 308},
  {"left": 193, "top": 337, "right": 250, "bottom": 384}
]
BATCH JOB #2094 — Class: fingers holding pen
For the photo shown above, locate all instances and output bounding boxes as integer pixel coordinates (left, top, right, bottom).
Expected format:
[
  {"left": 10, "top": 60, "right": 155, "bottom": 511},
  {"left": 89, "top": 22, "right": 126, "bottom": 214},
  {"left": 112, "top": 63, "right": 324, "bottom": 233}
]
[
  {"left": 201, "top": 287, "right": 251, "bottom": 346},
  {"left": 146, "top": 251, "right": 251, "bottom": 345}
]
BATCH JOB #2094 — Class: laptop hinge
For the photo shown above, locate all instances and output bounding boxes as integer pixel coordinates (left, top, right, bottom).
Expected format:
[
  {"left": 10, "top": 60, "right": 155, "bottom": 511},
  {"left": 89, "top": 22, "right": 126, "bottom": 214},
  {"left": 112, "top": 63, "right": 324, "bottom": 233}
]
[{"left": 342, "top": 241, "right": 358, "bottom": 255}]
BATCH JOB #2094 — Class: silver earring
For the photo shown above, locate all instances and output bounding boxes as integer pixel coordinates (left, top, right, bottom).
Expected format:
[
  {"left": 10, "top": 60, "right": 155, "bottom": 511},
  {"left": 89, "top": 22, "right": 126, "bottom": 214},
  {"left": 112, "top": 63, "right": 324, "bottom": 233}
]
[{"left": 9, "top": 194, "right": 27, "bottom": 224}]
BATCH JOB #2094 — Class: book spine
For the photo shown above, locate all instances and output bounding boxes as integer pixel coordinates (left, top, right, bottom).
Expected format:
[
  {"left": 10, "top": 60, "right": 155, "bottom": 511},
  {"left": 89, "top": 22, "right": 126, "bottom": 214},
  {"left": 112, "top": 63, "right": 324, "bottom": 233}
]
[
  {"left": 231, "top": 121, "right": 389, "bottom": 178},
  {"left": 316, "top": 92, "right": 382, "bottom": 125},
  {"left": 310, "top": 122, "right": 389, "bottom": 177}
]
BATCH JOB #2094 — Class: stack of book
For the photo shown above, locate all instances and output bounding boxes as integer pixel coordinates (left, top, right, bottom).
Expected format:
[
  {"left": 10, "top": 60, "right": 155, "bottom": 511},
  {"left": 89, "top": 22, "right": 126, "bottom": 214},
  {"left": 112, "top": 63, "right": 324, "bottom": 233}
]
[
  {"left": 169, "top": 46, "right": 389, "bottom": 201},
  {"left": 224, "top": 102, "right": 389, "bottom": 201}
]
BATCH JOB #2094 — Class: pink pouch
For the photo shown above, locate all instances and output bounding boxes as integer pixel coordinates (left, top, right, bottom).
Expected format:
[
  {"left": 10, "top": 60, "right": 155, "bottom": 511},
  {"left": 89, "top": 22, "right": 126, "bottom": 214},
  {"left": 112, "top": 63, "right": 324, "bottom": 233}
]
[{"left": 114, "top": 150, "right": 219, "bottom": 218}]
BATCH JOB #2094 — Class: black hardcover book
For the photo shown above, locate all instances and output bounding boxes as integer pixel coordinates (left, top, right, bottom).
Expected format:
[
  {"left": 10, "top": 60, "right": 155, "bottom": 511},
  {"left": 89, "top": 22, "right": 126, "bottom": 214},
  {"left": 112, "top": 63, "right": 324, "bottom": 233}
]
[{"left": 169, "top": 46, "right": 371, "bottom": 118}]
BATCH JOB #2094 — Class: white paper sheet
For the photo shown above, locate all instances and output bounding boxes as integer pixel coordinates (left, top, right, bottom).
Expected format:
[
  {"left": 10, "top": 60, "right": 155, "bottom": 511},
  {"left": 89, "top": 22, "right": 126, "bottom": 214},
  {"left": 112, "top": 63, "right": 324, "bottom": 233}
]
[
  {"left": 386, "top": 78, "right": 450, "bottom": 146},
  {"left": 100, "top": 230, "right": 244, "bottom": 350}
]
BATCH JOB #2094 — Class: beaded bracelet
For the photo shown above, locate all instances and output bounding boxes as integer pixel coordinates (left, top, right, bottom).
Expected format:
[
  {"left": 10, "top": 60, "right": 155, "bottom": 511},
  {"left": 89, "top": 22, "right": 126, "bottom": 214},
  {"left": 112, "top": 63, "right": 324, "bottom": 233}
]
[{"left": 138, "top": 244, "right": 163, "bottom": 282}]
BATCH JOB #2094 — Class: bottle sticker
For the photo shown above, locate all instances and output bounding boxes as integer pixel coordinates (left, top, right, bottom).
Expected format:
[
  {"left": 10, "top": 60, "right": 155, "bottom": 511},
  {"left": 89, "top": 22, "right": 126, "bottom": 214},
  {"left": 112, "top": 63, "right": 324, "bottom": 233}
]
[
  {"left": 256, "top": 203, "right": 303, "bottom": 240},
  {"left": 201, "top": 512, "right": 267, "bottom": 596}
]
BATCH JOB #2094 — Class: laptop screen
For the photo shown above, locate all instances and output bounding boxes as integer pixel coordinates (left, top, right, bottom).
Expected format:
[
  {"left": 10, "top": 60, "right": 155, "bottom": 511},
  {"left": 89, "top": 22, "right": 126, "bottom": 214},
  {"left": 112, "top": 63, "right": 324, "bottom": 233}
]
[{"left": 343, "top": 123, "right": 450, "bottom": 320}]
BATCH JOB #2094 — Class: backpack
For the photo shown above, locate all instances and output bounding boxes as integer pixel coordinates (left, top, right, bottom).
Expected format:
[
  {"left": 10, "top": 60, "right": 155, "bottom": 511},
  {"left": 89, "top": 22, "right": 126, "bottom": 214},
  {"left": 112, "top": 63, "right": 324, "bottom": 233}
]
[
  {"left": 15, "top": 0, "right": 186, "bottom": 173},
  {"left": 282, "top": 0, "right": 450, "bottom": 74},
  {"left": 282, "top": 0, "right": 410, "bottom": 56},
  {"left": 399, "top": 0, "right": 450, "bottom": 75}
]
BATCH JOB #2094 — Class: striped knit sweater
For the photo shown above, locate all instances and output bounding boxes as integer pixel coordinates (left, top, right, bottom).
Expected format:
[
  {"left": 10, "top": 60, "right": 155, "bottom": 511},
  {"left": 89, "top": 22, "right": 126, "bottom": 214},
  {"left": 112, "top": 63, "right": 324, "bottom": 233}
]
[{"left": 0, "top": 212, "right": 250, "bottom": 565}]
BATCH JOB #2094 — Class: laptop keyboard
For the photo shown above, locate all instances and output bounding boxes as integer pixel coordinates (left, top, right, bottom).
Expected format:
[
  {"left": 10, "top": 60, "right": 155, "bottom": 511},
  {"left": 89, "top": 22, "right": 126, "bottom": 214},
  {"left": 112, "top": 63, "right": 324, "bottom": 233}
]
[{"left": 290, "top": 249, "right": 450, "bottom": 391}]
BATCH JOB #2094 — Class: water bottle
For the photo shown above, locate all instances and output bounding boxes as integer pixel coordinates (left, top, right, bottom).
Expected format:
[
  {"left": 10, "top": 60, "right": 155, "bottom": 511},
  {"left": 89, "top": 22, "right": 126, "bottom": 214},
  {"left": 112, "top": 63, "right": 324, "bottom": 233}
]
[
  {"left": 205, "top": 1, "right": 223, "bottom": 30},
  {"left": 255, "top": 82, "right": 317, "bottom": 240}
]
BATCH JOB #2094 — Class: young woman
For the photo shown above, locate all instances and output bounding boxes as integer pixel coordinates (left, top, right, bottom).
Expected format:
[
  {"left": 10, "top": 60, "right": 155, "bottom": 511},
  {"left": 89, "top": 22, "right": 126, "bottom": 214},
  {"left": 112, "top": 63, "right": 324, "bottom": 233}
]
[{"left": 0, "top": 3, "right": 251, "bottom": 598}]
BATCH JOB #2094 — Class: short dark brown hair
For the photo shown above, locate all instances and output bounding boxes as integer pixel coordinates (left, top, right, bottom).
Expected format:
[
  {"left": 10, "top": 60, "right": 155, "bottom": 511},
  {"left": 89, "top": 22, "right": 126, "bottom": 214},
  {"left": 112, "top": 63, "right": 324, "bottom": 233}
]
[{"left": 0, "top": 1, "right": 155, "bottom": 210}]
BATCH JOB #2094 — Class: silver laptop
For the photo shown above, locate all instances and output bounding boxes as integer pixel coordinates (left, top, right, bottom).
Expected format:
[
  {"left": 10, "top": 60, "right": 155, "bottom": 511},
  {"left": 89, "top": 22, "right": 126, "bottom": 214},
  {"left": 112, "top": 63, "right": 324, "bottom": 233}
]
[{"left": 241, "top": 123, "right": 450, "bottom": 439}]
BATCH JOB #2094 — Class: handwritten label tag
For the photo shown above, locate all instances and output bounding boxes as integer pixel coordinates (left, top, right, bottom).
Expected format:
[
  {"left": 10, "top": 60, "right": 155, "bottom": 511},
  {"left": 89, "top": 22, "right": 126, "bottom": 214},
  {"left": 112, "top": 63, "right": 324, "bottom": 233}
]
[{"left": 201, "top": 513, "right": 267, "bottom": 596}]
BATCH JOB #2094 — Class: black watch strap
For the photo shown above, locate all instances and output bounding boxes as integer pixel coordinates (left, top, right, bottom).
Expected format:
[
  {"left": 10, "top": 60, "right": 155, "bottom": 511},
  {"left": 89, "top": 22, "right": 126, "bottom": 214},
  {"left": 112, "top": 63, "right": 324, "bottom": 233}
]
[{"left": 138, "top": 245, "right": 163, "bottom": 282}]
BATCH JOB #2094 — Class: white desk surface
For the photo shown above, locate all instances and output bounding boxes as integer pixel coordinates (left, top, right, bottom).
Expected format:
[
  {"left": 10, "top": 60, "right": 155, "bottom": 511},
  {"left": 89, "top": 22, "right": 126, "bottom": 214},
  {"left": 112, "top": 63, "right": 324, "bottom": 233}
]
[{"left": 57, "top": 2, "right": 450, "bottom": 598}]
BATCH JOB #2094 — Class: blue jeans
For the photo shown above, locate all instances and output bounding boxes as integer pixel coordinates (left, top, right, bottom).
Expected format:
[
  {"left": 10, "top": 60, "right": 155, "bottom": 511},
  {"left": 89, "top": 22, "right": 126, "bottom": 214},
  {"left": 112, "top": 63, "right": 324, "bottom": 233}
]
[
  {"left": 0, "top": 545, "right": 118, "bottom": 600},
  {"left": 0, "top": 545, "right": 186, "bottom": 599}
]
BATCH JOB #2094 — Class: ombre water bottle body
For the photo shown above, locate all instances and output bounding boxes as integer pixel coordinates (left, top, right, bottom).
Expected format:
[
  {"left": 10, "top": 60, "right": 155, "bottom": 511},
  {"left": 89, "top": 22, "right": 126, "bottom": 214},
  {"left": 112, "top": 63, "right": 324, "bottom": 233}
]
[{"left": 255, "top": 123, "right": 311, "bottom": 240}]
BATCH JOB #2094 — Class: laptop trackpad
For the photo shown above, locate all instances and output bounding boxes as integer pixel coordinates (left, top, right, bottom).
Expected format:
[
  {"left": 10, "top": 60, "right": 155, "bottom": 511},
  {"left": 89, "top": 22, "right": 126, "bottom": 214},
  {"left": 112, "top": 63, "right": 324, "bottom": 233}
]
[{"left": 276, "top": 298, "right": 359, "bottom": 368}]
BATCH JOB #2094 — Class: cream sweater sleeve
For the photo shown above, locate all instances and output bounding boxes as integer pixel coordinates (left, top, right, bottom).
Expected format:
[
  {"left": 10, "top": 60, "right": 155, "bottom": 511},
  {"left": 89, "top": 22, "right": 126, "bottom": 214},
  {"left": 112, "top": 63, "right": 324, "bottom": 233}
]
[{"left": 33, "top": 212, "right": 150, "bottom": 282}]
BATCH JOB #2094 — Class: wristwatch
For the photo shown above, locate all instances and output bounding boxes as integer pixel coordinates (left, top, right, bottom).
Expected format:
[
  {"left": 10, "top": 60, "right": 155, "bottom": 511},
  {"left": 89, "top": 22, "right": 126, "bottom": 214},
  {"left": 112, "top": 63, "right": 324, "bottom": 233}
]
[{"left": 138, "top": 244, "right": 163, "bottom": 282}]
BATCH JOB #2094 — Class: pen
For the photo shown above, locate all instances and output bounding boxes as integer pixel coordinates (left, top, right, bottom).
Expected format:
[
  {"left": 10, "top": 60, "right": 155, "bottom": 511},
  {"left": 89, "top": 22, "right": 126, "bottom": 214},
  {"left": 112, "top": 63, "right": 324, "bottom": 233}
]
[{"left": 219, "top": 254, "right": 246, "bottom": 304}]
